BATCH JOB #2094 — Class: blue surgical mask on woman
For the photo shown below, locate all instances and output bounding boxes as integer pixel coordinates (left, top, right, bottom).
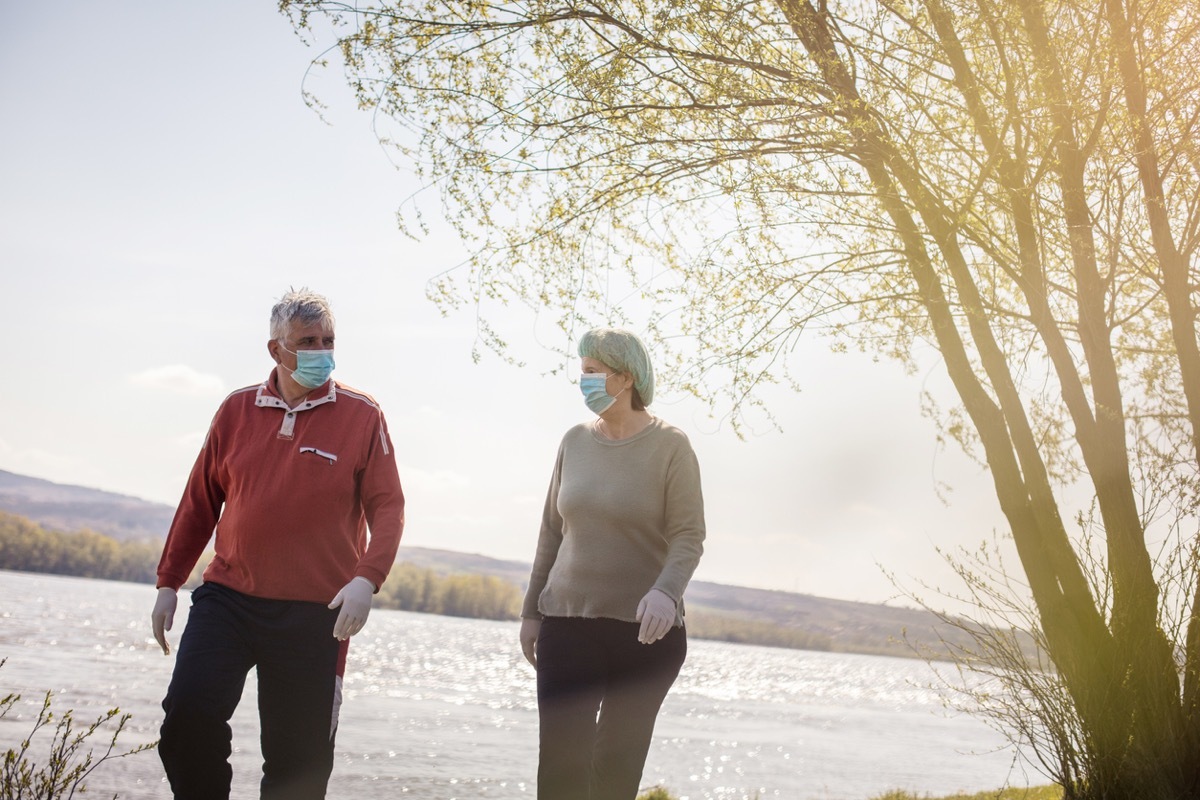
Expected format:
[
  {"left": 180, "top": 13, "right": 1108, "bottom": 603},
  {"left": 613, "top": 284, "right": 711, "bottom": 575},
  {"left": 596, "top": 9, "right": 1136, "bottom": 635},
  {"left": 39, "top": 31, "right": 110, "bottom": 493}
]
[
  {"left": 281, "top": 346, "right": 336, "bottom": 389},
  {"left": 580, "top": 373, "right": 625, "bottom": 415}
]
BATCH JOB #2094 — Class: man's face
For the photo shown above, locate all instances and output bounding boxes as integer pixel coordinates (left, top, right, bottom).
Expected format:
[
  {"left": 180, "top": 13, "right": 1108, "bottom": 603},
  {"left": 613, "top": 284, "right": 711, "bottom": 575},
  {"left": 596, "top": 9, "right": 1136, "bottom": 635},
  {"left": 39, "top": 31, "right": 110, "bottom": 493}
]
[{"left": 269, "top": 321, "right": 335, "bottom": 371}]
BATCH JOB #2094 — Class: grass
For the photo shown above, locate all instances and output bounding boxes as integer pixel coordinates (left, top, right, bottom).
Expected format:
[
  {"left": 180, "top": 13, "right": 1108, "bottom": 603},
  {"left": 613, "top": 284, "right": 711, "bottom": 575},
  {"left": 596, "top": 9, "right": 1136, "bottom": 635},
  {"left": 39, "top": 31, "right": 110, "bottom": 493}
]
[
  {"left": 870, "top": 789, "right": 1062, "bottom": 800},
  {"left": 636, "top": 787, "right": 1062, "bottom": 800}
]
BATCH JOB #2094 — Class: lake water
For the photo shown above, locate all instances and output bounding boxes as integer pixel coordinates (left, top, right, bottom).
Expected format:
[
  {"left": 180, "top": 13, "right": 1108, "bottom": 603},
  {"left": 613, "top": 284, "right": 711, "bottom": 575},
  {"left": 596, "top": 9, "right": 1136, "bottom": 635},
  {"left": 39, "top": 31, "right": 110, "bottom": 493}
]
[{"left": 0, "top": 570, "right": 1038, "bottom": 799}]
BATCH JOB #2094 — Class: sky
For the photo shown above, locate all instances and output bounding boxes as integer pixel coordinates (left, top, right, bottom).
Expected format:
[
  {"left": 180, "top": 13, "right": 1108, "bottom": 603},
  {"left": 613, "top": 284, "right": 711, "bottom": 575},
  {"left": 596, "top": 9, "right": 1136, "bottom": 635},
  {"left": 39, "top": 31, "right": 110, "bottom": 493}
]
[{"left": 0, "top": 0, "right": 1016, "bottom": 607}]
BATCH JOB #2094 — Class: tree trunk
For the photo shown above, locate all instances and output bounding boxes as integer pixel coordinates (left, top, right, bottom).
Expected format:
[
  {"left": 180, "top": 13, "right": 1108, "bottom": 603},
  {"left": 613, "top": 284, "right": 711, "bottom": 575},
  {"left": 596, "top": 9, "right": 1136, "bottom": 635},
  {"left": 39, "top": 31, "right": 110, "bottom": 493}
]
[{"left": 779, "top": 0, "right": 1194, "bottom": 794}]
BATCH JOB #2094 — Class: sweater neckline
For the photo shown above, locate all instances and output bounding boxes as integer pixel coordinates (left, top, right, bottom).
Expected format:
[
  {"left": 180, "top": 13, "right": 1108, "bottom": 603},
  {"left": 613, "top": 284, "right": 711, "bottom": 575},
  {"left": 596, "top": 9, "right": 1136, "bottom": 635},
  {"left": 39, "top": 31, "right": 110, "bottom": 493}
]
[{"left": 588, "top": 416, "right": 660, "bottom": 445}]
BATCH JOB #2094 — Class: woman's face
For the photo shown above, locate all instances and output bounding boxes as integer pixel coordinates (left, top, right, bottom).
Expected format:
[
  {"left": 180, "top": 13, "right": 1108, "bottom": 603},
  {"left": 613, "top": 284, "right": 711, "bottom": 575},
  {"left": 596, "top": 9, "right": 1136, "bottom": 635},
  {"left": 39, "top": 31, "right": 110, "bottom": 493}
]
[{"left": 581, "top": 357, "right": 632, "bottom": 399}]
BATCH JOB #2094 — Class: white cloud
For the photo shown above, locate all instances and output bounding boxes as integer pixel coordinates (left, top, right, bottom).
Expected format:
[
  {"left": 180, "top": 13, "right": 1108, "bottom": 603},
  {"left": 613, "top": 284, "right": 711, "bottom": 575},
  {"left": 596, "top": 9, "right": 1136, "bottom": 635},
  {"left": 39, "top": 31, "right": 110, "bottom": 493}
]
[
  {"left": 129, "top": 365, "right": 225, "bottom": 396},
  {"left": 0, "top": 436, "right": 84, "bottom": 475}
]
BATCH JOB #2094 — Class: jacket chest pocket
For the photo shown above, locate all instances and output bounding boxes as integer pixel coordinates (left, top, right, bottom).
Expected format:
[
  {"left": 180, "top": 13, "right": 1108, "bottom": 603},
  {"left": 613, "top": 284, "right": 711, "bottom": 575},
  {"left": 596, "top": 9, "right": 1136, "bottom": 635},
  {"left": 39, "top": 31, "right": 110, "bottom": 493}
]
[{"left": 298, "top": 445, "right": 339, "bottom": 467}]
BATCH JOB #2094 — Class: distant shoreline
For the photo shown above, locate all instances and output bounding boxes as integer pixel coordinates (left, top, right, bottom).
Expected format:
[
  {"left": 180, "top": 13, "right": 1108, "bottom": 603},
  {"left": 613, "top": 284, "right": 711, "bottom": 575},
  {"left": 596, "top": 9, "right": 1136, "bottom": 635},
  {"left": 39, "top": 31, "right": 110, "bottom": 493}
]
[{"left": 0, "top": 493, "right": 988, "bottom": 661}]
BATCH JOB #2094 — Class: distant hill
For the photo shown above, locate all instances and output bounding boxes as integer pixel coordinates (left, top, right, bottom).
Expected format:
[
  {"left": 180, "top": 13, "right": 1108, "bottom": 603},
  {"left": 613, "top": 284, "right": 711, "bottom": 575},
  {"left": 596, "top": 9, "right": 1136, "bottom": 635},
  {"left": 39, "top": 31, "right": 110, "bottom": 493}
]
[
  {"left": 396, "top": 545, "right": 973, "bottom": 657},
  {"left": 0, "top": 468, "right": 984, "bottom": 659},
  {"left": 0, "top": 470, "right": 176, "bottom": 541}
]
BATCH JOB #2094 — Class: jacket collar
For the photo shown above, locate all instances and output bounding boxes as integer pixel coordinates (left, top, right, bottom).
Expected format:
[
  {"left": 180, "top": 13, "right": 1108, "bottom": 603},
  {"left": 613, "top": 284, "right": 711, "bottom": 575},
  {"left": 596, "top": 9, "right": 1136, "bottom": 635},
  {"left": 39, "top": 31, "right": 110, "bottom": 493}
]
[{"left": 255, "top": 373, "right": 337, "bottom": 439}]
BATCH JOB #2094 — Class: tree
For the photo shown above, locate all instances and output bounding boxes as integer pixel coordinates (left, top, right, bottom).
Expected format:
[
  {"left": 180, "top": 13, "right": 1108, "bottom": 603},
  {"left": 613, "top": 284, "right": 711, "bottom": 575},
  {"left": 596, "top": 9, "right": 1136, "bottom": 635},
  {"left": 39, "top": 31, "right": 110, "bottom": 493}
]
[
  {"left": 281, "top": 0, "right": 1200, "bottom": 796},
  {"left": 0, "top": 512, "right": 159, "bottom": 584}
]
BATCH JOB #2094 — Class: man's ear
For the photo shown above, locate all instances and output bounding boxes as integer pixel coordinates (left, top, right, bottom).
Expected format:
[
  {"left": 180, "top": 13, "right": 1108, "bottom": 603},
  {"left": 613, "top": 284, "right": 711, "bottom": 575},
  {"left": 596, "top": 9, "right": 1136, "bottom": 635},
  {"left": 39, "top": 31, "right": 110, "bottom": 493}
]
[{"left": 266, "top": 339, "right": 282, "bottom": 364}]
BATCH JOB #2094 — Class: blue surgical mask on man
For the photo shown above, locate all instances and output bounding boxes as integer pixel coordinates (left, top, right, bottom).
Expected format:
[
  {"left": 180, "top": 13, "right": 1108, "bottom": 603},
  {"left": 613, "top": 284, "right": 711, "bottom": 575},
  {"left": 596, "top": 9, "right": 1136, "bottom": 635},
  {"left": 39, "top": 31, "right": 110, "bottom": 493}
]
[
  {"left": 580, "top": 373, "right": 625, "bottom": 415},
  {"left": 281, "top": 346, "right": 336, "bottom": 389}
]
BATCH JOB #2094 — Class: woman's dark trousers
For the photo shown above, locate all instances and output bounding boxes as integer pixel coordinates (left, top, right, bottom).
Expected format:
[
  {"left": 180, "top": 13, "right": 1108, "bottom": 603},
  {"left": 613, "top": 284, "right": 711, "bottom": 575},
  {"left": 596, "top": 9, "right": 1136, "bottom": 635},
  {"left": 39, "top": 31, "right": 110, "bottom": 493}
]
[{"left": 536, "top": 616, "right": 687, "bottom": 800}]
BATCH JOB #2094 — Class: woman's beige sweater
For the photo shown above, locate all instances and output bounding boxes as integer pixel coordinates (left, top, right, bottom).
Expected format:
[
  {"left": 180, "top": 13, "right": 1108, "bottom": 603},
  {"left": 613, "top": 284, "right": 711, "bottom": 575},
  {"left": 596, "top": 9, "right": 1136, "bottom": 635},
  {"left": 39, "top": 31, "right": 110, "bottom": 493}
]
[{"left": 522, "top": 417, "right": 706, "bottom": 625}]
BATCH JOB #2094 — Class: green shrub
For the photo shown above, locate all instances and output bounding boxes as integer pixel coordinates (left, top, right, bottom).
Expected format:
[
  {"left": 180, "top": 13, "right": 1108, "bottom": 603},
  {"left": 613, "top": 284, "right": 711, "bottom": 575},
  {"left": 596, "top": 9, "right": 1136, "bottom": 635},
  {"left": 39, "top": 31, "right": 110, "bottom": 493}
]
[
  {"left": 637, "top": 788, "right": 678, "bottom": 800},
  {"left": 1, "top": 660, "right": 155, "bottom": 799}
]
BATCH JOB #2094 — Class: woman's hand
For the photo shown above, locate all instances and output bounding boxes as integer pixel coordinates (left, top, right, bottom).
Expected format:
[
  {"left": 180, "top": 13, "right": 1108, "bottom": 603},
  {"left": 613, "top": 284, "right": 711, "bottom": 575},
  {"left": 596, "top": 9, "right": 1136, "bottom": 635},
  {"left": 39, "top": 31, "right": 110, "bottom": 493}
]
[
  {"left": 520, "top": 617, "right": 542, "bottom": 667},
  {"left": 636, "top": 588, "right": 677, "bottom": 644}
]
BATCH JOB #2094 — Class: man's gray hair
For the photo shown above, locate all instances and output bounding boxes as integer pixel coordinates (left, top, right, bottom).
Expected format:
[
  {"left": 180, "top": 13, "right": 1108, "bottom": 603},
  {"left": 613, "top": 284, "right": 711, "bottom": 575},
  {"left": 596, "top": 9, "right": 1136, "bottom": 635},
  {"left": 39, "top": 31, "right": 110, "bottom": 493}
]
[{"left": 270, "top": 287, "right": 336, "bottom": 341}]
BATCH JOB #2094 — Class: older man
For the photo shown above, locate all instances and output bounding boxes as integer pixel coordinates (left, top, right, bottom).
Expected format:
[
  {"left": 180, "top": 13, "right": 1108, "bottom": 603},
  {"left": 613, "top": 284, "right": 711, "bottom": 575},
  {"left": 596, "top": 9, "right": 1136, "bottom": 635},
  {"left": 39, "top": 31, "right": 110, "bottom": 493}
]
[{"left": 151, "top": 288, "right": 405, "bottom": 799}]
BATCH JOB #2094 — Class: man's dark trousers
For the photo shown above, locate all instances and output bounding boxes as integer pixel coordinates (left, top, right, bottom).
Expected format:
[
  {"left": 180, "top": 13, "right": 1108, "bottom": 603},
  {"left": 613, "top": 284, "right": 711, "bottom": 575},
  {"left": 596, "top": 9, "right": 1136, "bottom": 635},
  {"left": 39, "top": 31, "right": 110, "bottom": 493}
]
[{"left": 159, "top": 581, "right": 343, "bottom": 800}]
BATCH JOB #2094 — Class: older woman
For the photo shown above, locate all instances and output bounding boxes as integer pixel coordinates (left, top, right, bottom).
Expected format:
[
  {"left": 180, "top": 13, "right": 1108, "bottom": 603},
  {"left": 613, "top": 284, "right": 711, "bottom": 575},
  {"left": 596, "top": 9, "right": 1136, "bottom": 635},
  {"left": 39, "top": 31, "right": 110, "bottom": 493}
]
[{"left": 520, "top": 327, "right": 706, "bottom": 800}]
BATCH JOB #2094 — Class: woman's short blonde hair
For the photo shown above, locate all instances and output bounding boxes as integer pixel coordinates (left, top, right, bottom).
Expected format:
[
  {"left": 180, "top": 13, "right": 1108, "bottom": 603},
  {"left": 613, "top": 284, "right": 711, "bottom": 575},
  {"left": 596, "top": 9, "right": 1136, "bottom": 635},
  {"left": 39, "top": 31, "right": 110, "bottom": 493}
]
[{"left": 578, "top": 328, "right": 655, "bottom": 409}]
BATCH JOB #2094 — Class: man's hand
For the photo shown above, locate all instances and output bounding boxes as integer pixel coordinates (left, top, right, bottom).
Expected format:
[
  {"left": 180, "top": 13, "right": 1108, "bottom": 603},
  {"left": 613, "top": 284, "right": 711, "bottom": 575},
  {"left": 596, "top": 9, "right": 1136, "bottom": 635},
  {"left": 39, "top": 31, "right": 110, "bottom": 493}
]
[
  {"left": 519, "top": 618, "right": 542, "bottom": 668},
  {"left": 329, "top": 577, "right": 375, "bottom": 640},
  {"left": 636, "top": 588, "right": 676, "bottom": 644},
  {"left": 151, "top": 587, "right": 178, "bottom": 655}
]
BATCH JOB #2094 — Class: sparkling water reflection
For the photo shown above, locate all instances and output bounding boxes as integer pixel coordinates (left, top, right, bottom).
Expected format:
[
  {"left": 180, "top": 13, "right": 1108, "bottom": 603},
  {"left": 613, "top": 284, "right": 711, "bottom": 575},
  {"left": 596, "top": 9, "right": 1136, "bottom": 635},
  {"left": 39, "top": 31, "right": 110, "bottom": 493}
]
[{"left": 0, "top": 571, "right": 1035, "bottom": 799}]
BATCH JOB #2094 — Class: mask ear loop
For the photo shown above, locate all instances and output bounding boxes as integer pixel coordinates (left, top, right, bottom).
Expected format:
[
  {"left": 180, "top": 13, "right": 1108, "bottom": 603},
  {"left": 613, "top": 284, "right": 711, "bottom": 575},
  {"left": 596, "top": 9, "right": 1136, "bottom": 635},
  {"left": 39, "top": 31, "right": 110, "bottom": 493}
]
[{"left": 611, "top": 368, "right": 634, "bottom": 402}]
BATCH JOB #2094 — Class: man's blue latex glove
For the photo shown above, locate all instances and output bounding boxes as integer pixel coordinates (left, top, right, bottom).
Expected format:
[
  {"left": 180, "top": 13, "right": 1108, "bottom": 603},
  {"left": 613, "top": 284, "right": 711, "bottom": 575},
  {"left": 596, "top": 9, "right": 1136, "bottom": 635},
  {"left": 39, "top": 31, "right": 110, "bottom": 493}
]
[
  {"left": 636, "top": 588, "right": 676, "bottom": 644},
  {"left": 329, "top": 576, "right": 375, "bottom": 640}
]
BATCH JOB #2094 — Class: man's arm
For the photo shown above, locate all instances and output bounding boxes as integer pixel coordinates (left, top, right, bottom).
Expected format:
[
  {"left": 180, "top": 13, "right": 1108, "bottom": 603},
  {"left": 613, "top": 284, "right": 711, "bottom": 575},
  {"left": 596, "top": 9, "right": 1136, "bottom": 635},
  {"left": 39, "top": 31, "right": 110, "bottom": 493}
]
[
  {"left": 328, "top": 408, "right": 404, "bottom": 639},
  {"left": 354, "top": 409, "right": 406, "bottom": 589},
  {"left": 151, "top": 412, "right": 226, "bottom": 654}
]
